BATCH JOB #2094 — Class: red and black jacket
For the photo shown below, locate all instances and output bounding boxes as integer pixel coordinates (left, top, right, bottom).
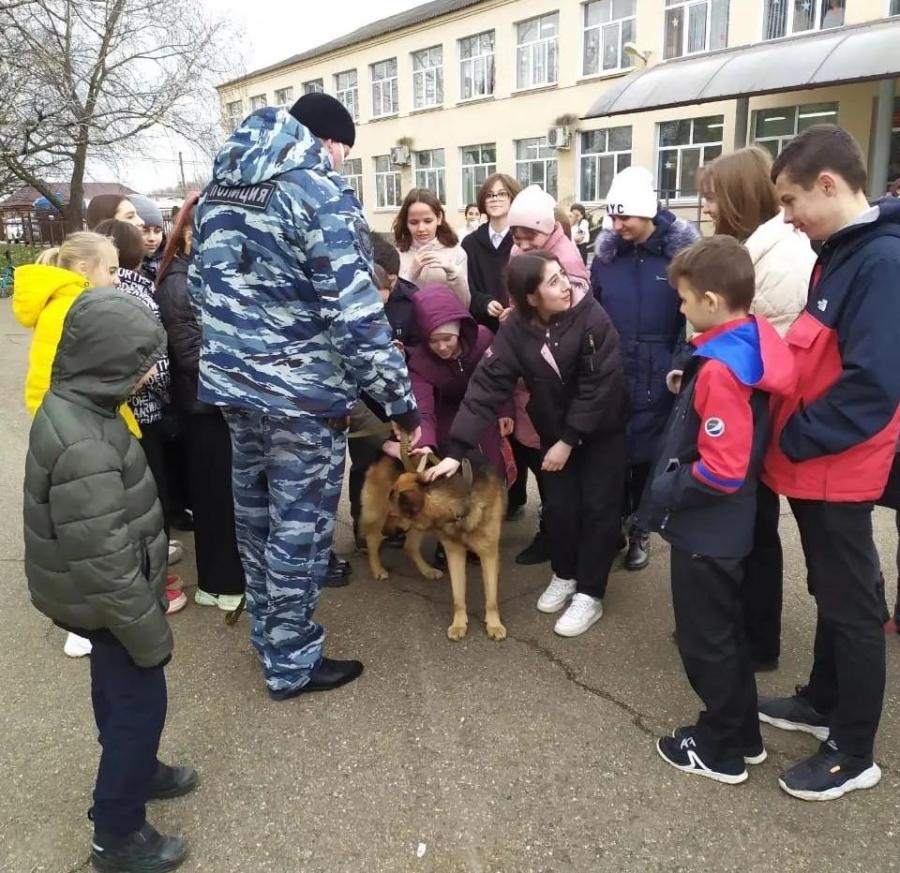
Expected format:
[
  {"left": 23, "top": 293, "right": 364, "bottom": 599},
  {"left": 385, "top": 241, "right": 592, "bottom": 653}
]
[
  {"left": 640, "top": 316, "right": 795, "bottom": 559},
  {"left": 763, "top": 198, "right": 900, "bottom": 502}
]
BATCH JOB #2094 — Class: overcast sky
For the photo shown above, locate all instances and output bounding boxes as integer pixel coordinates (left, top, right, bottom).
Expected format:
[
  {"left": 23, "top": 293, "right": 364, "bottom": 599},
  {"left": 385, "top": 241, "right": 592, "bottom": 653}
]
[{"left": 102, "top": 0, "right": 428, "bottom": 194}]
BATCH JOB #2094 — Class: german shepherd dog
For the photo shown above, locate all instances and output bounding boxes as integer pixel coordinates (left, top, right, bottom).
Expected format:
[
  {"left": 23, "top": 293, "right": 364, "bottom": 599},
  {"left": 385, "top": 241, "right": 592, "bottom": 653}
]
[{"left": 360, "top": 456, "right": 508, "bottom": 641}]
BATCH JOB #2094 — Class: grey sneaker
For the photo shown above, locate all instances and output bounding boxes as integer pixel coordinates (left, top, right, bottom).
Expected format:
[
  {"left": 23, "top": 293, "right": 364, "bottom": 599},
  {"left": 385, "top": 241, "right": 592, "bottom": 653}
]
[{"left": 758, "top": 686, "right": 830, "bottom": 741}]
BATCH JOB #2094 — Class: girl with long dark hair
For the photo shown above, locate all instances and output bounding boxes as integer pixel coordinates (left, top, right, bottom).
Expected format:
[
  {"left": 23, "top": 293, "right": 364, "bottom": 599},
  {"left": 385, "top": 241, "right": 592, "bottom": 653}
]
[
  {"left": 393, "top": 188, "right": 470, "bottom": 306},
  {"left": 428, "top": 252, "right": 628, "bottom": 638},
  {"left": 155, "top": 195, "right": 245, "bottom": 610}
]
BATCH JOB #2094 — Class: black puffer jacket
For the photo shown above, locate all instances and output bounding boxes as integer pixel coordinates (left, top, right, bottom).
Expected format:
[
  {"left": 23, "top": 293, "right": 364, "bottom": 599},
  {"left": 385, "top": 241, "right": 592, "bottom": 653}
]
[
  {"left": 23, "top": 288, "right": 171, "bottom": 668},
  {"left": 448, "top": 288, "right": 627, "bottom": 455},
  {"left": 156, "top": 255, "right": 213, "bottom": 414}
]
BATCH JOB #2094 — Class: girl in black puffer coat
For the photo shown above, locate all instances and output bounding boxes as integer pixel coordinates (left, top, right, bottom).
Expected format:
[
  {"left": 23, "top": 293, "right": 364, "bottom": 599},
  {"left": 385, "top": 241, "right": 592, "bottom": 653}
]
[
  {"left": 155, "top": 195, "right": 245, "bottom": 610},
  {"left": 433, "top": 251, "right": 628, "bottom": 639}
]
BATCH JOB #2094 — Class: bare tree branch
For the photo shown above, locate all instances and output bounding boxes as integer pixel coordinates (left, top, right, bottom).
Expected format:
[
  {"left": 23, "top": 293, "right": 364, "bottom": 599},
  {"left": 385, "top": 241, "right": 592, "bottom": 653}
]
[{"left": 0, "top": 0, "right": 241, "bottom": 227}]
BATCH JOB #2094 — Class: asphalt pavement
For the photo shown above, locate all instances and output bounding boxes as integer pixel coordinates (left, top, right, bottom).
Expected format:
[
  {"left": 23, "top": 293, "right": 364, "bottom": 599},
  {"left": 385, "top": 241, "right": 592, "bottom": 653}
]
[{"left": 1, "top": 298, "right": 899, "bottom": 873}]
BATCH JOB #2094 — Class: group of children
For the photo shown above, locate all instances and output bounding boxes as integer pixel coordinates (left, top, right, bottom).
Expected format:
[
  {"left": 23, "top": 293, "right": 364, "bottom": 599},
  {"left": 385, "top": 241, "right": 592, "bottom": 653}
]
[{"left": 13, "top": 120, "right": 900, "bottom": 872}]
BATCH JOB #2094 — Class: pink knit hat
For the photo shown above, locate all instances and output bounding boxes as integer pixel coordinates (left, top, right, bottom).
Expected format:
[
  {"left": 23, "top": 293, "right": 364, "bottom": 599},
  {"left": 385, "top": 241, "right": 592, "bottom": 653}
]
[{"left": 507, "top": 184, "right": 556, "bottom": 234}]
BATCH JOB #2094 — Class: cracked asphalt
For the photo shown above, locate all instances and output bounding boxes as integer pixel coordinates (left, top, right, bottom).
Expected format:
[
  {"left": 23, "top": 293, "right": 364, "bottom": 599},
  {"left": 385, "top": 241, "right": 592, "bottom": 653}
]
[{"left": 2, "top": 298, "right": 899, "bottom": 873}]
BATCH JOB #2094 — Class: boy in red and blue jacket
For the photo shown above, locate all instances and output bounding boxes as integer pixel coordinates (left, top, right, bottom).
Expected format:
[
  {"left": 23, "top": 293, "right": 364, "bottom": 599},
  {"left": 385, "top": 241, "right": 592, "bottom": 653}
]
[
  {"left": 756, "top": 125, "right": 900, "bottom": 801},
  {"left": 640, "top": 235, "right": 796, "bottom": 785}
]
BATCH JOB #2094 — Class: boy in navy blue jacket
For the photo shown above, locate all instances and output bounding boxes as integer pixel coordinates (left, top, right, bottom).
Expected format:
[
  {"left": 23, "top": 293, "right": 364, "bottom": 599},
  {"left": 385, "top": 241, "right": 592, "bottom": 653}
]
[{"left": 640, "top": 236, "right": 795, "bottom": 784}]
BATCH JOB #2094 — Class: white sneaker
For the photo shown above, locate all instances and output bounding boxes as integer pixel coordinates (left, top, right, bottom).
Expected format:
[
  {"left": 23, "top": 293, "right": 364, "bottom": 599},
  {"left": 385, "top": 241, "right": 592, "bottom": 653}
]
[
  {"left": 168, "top": 540, "right": 183, "bottom": 566},
  {"left": 63, "top": 632, "right": 92, "bottom": 657},
  {"left": 554, "top": 593, "right": 603, "bottom": 637},
  {"left": 195, "top": 590, "right": 244, "bottom": 612},
  {"left": 536, "top": 574, "right": 577, "bottom": 613}
]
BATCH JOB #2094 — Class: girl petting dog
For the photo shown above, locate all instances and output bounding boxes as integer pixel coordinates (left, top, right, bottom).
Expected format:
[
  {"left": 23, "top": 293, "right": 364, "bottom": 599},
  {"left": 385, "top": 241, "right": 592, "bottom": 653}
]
[{"left": 427, "top": 252, "right": 628, "bottom": 638}]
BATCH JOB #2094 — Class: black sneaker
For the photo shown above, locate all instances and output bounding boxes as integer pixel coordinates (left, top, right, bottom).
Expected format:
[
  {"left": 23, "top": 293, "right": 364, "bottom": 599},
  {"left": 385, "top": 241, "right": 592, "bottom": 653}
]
[
  {"left": 758, "top": 686, "right": 830, "bottom": 741},
  {"left": 515, "top": 530, "right": 549, "bottom": 565},
  {"left": 505, "top": 504, "right": 525, "bottom": 522},
  {"left": 323, "top": 554, "right": 351, "bottom": 588},
  {"left": 147, "top": 763, "right": 199, "bottom": 800},
  {"left": 656, "top": 730, "right": 748, "bottom": 784},
  {"left": 673, "top": 725, "right": 766, "bottom": 765},
  {"left": 91, "top": 822, "right": 186, "bottom": 872},
  {"left": 778, "top": 741, "right": 882, "bottom": 801},
  {"left": 170, "top": 510, "right": 194, "bottom": 532},
  {"left": 625, "top": 529, "right": 650, "bottom": 571}
]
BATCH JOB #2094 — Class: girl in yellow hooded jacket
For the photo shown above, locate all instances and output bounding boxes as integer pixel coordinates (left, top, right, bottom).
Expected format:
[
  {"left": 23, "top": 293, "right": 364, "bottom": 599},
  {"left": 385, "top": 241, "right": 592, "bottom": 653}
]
[{"left": 13, "top": 231, "right": 141, "bottom": 437}]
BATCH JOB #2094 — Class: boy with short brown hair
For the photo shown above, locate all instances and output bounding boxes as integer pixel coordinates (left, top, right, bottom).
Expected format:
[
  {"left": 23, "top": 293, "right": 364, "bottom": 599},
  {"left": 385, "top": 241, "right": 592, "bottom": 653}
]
[{"left": 641, "top": 235, "right": 795, "bottom": 784}]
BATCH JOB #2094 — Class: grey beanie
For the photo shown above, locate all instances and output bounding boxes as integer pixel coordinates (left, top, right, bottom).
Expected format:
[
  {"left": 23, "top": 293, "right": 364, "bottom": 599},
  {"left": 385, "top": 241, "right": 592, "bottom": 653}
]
[{"left": 130, "top": 194, "right": 164, "bottom": 228}]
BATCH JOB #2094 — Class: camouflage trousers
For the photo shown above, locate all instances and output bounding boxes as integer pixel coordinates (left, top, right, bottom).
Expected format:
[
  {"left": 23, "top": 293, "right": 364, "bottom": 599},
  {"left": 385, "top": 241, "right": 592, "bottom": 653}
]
[{"left": 223, "top": 408, "right": 346, "bottom": 694}]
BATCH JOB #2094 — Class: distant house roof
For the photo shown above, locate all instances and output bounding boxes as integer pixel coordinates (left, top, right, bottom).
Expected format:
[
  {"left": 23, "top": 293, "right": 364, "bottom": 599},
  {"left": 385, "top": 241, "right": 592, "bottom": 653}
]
[
  {"left": 219, "top": 0, "right": 486, "bottom": 90},
  {"left": 0, "top": 181, "right": 139, "bottom": 210}
]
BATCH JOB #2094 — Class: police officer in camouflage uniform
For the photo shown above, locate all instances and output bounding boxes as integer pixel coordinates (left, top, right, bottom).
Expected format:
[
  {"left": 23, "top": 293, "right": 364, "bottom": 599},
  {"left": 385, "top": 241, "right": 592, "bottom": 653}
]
[{"left": 189, "top": 93, "right": 421, "bottom": 699}]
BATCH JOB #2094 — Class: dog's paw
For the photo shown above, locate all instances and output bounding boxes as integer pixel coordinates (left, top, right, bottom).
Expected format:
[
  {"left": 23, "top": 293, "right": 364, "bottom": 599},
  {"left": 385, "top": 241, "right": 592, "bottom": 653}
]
[
  {"left": 371, "top": 568, "right": 389, "bottom": 582},
  {"left": 486, "top": 622, "right": 507, "bottom": 641},
  {"left": 447, "top": 623, "right": 468, "bottom": 641},
  {"left": 420, "top": 565, "right": 443, "bottom": 581}
]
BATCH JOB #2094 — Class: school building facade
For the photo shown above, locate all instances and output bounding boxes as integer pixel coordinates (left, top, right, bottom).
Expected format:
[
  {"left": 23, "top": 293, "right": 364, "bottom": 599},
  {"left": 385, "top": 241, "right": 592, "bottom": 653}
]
[{"left": 216, "top": 0, "right": 900, "bottom": 233}]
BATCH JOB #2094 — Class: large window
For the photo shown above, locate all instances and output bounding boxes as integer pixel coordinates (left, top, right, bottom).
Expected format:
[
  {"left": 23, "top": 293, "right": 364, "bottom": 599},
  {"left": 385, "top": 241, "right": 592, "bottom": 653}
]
[
  {"left": 303, "top": 79, "right": 324, "bottom": 94},
  {"left": 580, "top": 127, "right": 633, "bottom": 202},
  {"left": 225, "top": 100, "right": 243, "bottom": 128},
  {"left": 343, "top": 158, "right": 363, "bottom": 204},
  {"left": 515, "top": 137, "right": 558, "bottom": 199},
  {"left": 413, "top": 46, "right": 444, "bottom": 109},
  {"left": 752, "top": 102, "right": 839, "bottom": 157},
  {"left": 763, "top": 0, "right": 844, "bottom": 40},
  {"left": 583, "top": 0, "right": 635, "bottom": 76},
  {"left": 892, "top": 0, "right": 900, "bottom": 14},
  {"left": 249, "top": 94, "right": 267, "bottom": 111},
  {"left": 375, "top": 156, "right": 402, "bottom": 208},
  {"left": 459, "top": 31, "right": 495, "bottom": 100},
  {"left": 274, "top": 87, "right": 294, "bottom": 108},
  {"left": 461, "top": 143, "right": 497, "bottom": 204},
  {"left": 334, "top": 70, "right": 359, "bottom": 120},
  {"left": 657, "top": 115, "right": 724, "bottom": 200},
  {"left": 371, "top": 59, "right": 399, "bottom": 117},
  {"left": 516, "top": 13, "right": 559, "bottom": 90},
  {"left": 664, "top": 0, "right": 729, "bottom": 59},
  {"left": 414, "top": 149, "right": 446, "bottom": 202}
]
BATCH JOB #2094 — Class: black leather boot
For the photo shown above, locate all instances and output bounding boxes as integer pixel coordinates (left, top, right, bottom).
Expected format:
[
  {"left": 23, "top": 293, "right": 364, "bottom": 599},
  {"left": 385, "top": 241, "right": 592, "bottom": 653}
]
[{"left": 625, "top": 528, "right": 650, "bottom": 571}]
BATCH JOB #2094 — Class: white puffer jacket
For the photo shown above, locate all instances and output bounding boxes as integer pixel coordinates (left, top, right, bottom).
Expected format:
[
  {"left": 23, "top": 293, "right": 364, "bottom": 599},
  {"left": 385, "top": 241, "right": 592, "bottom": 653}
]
[{"left": 745, "top": 212, "right": 816, "bottom": 337}]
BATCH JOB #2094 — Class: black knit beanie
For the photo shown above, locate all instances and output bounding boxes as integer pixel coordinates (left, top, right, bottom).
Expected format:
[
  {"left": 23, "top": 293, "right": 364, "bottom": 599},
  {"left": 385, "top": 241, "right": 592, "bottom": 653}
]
[{"left": 288, "top": 93, "right": 356, "bottom": 147}]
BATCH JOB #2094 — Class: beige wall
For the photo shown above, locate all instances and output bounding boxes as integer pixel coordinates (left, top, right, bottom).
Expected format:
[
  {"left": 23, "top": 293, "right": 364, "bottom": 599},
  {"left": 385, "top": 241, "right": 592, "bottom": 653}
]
[{"left": 218, "top": 0, "right": 898, "bottom": 233}]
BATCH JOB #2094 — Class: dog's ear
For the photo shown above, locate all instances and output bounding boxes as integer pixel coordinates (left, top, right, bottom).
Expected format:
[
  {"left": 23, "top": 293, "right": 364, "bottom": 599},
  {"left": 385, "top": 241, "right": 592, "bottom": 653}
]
[{"left": 398, "top": 487, "right": 425, "bottom": 517}]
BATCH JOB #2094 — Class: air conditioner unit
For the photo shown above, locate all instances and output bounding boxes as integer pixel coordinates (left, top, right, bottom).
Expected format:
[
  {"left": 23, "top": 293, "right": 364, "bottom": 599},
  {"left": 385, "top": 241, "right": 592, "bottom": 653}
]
[
  {"left": 546, "top": 126, "right": 571, "bottom": 150},
  {"left": 390, "top": 145, "right": 411, "bottom": 166}
]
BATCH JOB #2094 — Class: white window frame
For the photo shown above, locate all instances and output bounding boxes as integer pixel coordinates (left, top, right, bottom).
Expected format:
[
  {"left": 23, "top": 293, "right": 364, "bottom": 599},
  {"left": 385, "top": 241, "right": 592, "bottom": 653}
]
[
  {"left": 515, "top": 137, "right": 558, "bottom": 199},
  {"left": 656, "top": 115, "right": 724, "bottom": 201},
  {"left": 249, "top": 94, "right": 267, "bottom": 111},
  {"left": 343, "top": 158, "right": 363, "bottom": 204},
  {"left": 225, "top": 99, "right": 243, "bottom": 128},
  {"left": 274, "top": 86, "right": 294, "bottom": 108},
  {"left": 303, "top": 79, "right": 324, "bottom": 95},
  {"left": 334, "top": 70, "right": 359, "bottom": 121},
  {"left": 414, "top": 149, "right": 446, "bottom": 202},
  {"left": 583, "top": 0, "right": 636, "bottom": 77},
  {"left": 371, "top": 58, "right": 399, "bottom": 118},
  {"left": 460, "top": 143, "right": 497, "bottom": 205},
  {"left": 412, "top": 46, "right": 444, "bottom": 110},
  {"left": 459, "top": 31, "right": 495, "bottom": 101},
  {"left": 752, "top": 102, "right": 839, "bottom": 157},
  {"left": 579, "top": 126, "right": 633, "bottom": 203},
  {"left": 516, "top": 13, "right": 559, "bottom": 90},
  {"left": 374, "top": 156, "right": 402, "bottom": 209},
  {"left": 663, "top": 0, "right": 730, "bottom": 59},
  {"left": 762, "top": 0, "right": 844, "bottom": 40}
]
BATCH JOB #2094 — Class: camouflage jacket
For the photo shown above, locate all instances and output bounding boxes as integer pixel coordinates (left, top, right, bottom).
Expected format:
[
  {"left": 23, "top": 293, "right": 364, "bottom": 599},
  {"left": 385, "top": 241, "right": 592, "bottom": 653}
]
[{"left": 188, "top": 108, "right": 419, "bottom": 428}]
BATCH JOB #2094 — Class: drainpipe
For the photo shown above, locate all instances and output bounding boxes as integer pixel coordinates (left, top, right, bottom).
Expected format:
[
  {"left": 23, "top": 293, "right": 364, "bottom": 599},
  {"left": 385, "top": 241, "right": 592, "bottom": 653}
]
[
  {"left": 870, "top": 78, "right": 896, "bottom": 199},
  {"left": 733, "top": 95, "right": 749, "bottom": 150}
]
